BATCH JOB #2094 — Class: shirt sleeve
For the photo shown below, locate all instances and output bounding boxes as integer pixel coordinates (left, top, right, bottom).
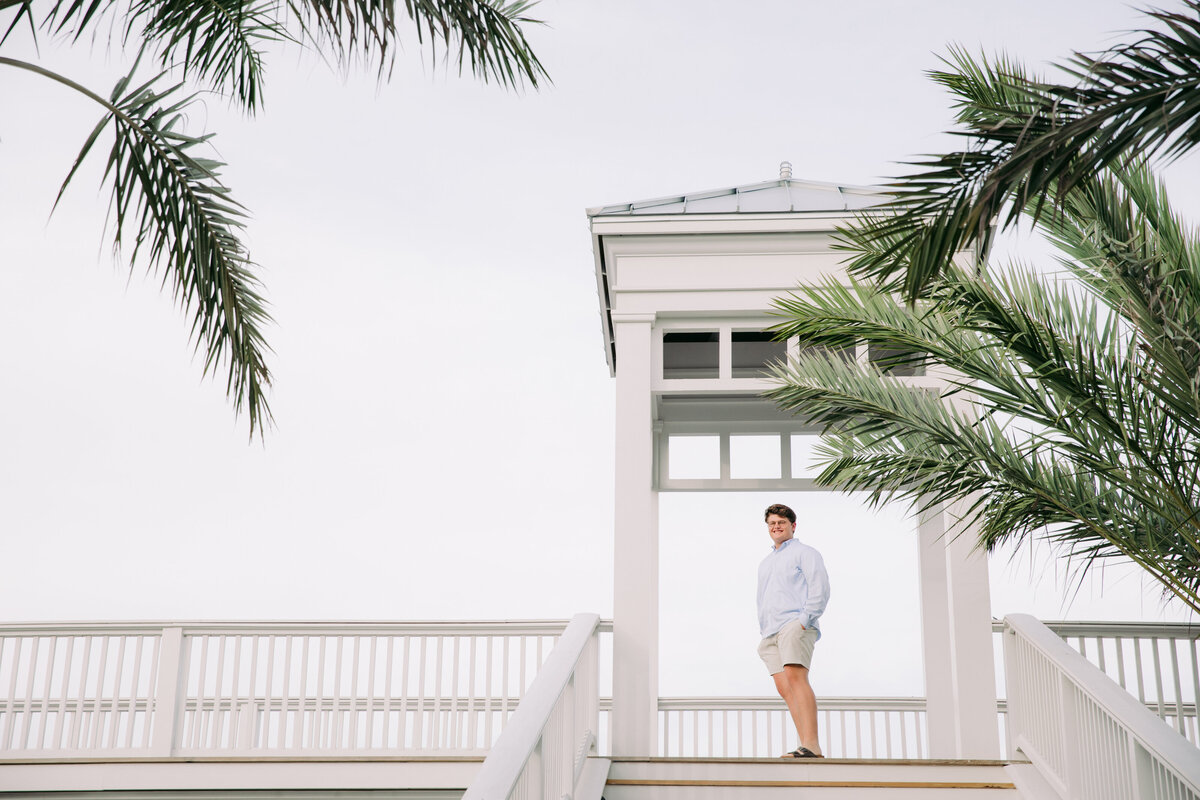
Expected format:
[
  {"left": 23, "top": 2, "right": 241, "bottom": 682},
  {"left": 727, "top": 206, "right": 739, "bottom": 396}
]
[{"left": 799, "top": 548, "right": 830, "bottom": 629}]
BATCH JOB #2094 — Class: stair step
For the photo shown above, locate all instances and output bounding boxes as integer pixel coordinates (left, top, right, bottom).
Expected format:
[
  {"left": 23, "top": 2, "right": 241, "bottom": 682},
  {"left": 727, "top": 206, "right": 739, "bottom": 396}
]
[{"left": 602, "top": 757, "right": 1021, "bottom": 799}]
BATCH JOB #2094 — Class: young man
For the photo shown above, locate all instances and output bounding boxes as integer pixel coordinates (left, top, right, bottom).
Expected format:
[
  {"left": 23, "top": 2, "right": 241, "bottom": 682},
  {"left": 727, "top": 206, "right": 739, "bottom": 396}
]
[{"left": 756, "top": 502, "right": 830, "bottom": 758}]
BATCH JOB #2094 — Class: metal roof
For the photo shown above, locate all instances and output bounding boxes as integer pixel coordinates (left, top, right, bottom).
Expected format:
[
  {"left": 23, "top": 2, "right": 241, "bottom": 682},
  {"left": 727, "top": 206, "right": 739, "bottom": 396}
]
[{"left": 588, "top": 169, "right": 883, "bottom": 217}]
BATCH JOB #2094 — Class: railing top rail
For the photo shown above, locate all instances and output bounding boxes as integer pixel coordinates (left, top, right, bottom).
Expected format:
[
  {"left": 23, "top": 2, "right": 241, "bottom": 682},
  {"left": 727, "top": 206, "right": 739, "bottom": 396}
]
[
  {"left": 461, "top": 612, "right": 600, "bottom": 800},
  {"left": 991, "top": 619, "right": 1200, "bottom": 637},
  {"left": 0, "top": 620, "right": 614, "bottom": 636},
  {"left": 656, "top": 696, "right": 929, "bottom": 710},
  {"left": 1005, "top": 613, "right": 1200, "bottom": 789}
]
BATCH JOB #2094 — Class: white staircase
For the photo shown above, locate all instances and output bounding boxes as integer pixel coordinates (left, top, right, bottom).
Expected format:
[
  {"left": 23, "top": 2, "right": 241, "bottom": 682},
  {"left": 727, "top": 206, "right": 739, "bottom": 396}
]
[
  {"left": 464, "top": 614, "right": 1200, "bottom": 800},
  {"left": 600, "top": 757, "right": 1020, "bottom": 799}
]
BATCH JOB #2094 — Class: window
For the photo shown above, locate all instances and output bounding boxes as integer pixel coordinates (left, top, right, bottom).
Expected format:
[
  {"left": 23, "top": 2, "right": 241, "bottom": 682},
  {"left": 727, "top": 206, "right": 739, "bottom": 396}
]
[
  {"left": 663, "top": 332, "right": 719, "bottom": 379},
  {"left": 868, "top": 343, "right": 926, "bottom": 376},
  {"left": 731, "top": 331, "right": 786, "bottom": 378},
  {"left": 667, "top": 435, "right": 720, "bottom": 479},
  {"left": 804, "top": 337, "right": 857, "bottom": 363},
  {"left": 790, "top": 434, "right": 824, "bottom": 479},
  {"left": 730, "top": 435, "right": 781, "bottom": 479}
]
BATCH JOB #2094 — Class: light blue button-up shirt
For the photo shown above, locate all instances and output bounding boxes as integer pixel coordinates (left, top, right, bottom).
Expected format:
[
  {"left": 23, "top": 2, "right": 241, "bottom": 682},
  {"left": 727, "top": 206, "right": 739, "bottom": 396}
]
[{"left": 757, "top": 537, "right": 830, "bottom": 639}]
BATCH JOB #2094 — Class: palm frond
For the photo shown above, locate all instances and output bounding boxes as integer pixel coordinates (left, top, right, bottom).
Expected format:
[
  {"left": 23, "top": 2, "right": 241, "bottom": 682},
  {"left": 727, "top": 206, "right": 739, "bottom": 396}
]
[
  {"left": 854, "top": 3, "right": 1200, "bottom": 299},
  {"left": 772, "top": 0, "right": 1200, "bottom": 612},
  {"left": 768, "top": 240, "right": 1200, "bottom": 611},
  {"left": 287, "top": 0, "right": 548, "bottom": 88},
  {"left": 100, "top": 73, "right": 273, "bottom": 434},
  {"left": 0, "top": 0, "right": 34, "bottom": 45},
  {"left": 127, "top": 0, "right": 287, "bottom": 110},
  {"left": 40, "top": 0, "right": 119, "bottom": 41},
  {"left": 3, "top": 56, "right": 273, "bottom": 436},
  {"left": 1038, "top": 164, "right": 1200, "bottom": 412},
  {"left": 14, "top": 0, "right": 277, "bottom": 109},
  {"left": 767, "top": 332, "right": 1200, "bottom": 613},
  {"left": 17, "top": 0, "right": 546, "bottom": 110},
  {"left": 2, "top": 0, "right": 548, "bottom": 436},
  {"left": 403, "top": 0, "right": 547, "bottom": 88}
]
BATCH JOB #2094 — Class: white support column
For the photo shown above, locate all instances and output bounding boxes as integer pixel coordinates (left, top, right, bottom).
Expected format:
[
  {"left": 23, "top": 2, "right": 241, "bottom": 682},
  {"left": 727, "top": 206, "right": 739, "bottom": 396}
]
[
  {"left": 917, "top": 502, "right": 999, "bottom": 758},
  {"left": 611, "top": 314, "right": 659, "bottom": 757},
  {"left": 944, "top": 498, "right": 1000, "bottom": 758},
  {"left": 917, "top": 506, "right": 955, "bottom": 757}
]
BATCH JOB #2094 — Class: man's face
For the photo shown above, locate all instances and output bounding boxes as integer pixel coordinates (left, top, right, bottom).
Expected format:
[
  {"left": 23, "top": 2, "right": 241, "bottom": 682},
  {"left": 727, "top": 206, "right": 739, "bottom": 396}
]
[{"left": 766, "top": 514, "right": 796, "bottom": 547}]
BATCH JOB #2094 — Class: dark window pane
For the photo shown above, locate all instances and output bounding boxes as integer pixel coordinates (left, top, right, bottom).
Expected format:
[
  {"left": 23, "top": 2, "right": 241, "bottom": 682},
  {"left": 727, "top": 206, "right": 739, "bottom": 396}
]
[
  {"left": 732, "top": 331, "right": 786, "bottom": 378},
  {"left": 868, "top": 343, "right": 926, "bottom": 376},
  {"left": 663, "top": 332, "right": 719, "bottom": 379},
  {"left": 805, "top": 338, "right": 857, "bottom": 363}
]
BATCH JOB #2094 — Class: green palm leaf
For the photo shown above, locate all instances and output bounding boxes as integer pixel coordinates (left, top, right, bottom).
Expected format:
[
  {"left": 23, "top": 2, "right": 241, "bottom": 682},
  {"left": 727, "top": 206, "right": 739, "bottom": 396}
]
[
  {"left": 780, "top": 11, "right": 1200, "bottom": 611},
  {"left": 127, "top": 0, "right": 287, "bottom": 109},
  {"left": 1, "top": 0, "right": 547, "bottom": 433},
  {"left": 22, "top": 0, "right": 545, "bottom": 110},
  {"left": 768, "top": 262, "right": 1200, "bottom": 610},
  {"left": 284, "top": 0, "right": 547, "bottom": 87},
  {"left": 851, "top": 1, "right": 1200, "bottom": 300},
  {"left": 3, "top": 56, "right": 274, "bottom": 435},
  {"left": 97, "top": 69, "right": 273, "bottom": 434}
]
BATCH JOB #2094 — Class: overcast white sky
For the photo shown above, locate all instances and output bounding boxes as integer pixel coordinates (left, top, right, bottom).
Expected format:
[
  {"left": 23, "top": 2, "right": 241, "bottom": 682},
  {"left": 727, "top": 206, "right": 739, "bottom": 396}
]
[{"left": 2, "top": 1, "right": 1198, "bottom": 699}]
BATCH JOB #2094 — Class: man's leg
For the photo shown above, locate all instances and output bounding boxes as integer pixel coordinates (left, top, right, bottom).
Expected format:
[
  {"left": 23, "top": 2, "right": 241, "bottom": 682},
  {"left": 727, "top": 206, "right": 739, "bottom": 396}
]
[{"left": 773, "top": 664, "right": 821, "bottom": 755}]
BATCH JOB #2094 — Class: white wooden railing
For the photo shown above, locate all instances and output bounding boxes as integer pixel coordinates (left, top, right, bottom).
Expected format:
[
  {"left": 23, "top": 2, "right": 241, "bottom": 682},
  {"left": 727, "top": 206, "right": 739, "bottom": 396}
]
[
  {"left": 1019, "top": 620, "right": 1200, "bottom": 746},
  {"left": 652, "top": 620, "right": 1200, "bottom": 761},
  {"left": 654, "top": 696, "right": 932, "bottom": 759},
  {"left": 1004, "top": 613, "right": 1200, "bottom": 800},
  {"left": 0, "top": 620, "right": 585, "bottom": 756},
  {"left": 6, "top": 617, "right": 1198, "bottom": 768},
  {"left": 461, "top": 613, "right": 602, "bottom": 800}
]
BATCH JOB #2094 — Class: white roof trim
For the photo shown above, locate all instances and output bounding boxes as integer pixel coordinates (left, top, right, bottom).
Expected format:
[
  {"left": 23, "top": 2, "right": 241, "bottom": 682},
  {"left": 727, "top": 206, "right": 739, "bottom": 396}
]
[{"left": 587, "top": 177, "right": 884, "bottom": 218}]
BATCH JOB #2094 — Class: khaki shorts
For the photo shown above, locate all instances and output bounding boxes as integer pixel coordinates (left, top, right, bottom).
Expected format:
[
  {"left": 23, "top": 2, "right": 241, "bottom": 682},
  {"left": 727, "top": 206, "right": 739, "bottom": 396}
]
[{"left": 757, "top": 619, "right": 817, "bottom": 674}]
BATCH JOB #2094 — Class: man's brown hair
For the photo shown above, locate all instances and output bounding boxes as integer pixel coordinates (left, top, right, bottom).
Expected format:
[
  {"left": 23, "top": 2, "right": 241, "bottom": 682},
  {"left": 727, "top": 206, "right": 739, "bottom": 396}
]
[{"left": 764, "top": 503, "right": 796, "bottom": 524}]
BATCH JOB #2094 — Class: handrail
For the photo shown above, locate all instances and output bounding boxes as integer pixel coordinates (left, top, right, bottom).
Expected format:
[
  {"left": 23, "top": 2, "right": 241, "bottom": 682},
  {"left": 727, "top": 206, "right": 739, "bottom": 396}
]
[
  {"left": 993, "top": 619, "right": 1200, "bottom": 637},
  {"left": 993, "top": 618, "right": 1200, "bottom": 745},
  {"left": 1003, "top": 613, "right": 1200, "bottom": 800},
  {"left": 657, "top": 695, "right": 930, "bottom": 710},
  {"left": 0, "top": 620, "right": 614, "bottom": 635},
  {"left": 462, "top": 613, "right": 600, "bottom": 800}
]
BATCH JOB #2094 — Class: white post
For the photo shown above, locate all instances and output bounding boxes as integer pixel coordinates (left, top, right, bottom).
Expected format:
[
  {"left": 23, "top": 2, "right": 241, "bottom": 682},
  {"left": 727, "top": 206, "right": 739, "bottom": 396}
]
[
  {"left": 917, "top": 505, "right": 955, "bottom": 757},
  {"left": 611, "top": 314, "right": 659, "bottom": 757},
  {"left": 150, "top": 627, "right": 186, "bottom": 757},
  {"left": 944, "top": 498, "right": 1000, "bottom": 758},
  {"left": 1001, "top": 624, "right": 1019, "bottom": 759},
  {"left": 917, "top": 502, "right": 999, "bottom": 758}
]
